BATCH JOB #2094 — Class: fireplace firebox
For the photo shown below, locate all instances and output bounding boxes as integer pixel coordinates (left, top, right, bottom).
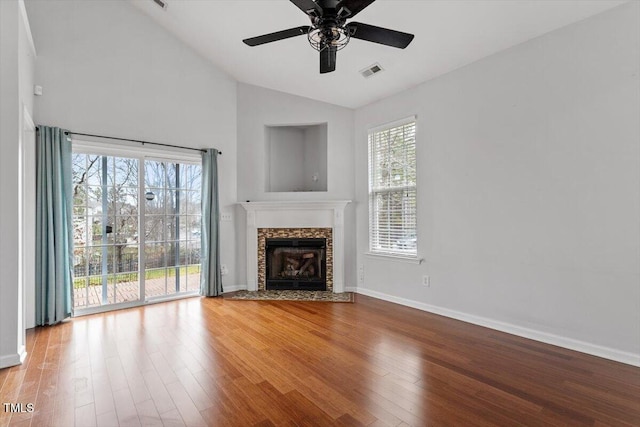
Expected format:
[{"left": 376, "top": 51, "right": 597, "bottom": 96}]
[{"left": 265, "top": 238, "right": 326, "bottom": 290}]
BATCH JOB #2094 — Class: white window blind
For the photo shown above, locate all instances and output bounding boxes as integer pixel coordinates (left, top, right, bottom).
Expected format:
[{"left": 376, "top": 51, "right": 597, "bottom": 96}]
[{"left": 368, "top": 118, "right": 417, "bottom": 256}]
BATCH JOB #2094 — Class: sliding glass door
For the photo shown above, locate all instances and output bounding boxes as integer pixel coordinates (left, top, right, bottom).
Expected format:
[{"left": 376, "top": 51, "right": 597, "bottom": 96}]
[
  {"left": 72, "top": 150, "right": 201, "bottom": 313},
  {"left": 143, "top": 160, "right": 202, "bottom": 300}
]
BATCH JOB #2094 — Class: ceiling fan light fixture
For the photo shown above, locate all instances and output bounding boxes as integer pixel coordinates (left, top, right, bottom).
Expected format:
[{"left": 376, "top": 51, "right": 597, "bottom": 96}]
[
  {"left": 307, "top": 26, "right": 350, "bottom": 51},
  {"left": 242, "top": 0, "right": 414, "bottom": 74}
]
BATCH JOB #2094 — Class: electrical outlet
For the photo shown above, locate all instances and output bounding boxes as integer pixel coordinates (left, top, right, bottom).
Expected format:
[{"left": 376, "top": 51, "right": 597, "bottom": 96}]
[
  {"left": 220, "top": 212, "right": 232, "bottom": 221},
  {"left": 358, "top": 265, "right": 364, "bottom": 283},
  {"left": 422, "top": 275, "right": 430, "bottom": 287},
  {"left": 221, "top": 264, "right": 229, "bottom": 276}
]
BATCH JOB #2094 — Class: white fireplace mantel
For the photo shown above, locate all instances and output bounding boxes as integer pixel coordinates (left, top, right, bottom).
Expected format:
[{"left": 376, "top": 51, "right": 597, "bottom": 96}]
[{"left": 240, "top": 200, "right": 350, "bottom": 293}]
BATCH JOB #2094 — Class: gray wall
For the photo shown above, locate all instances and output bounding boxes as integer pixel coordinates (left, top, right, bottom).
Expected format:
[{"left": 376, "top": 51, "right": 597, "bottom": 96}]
[
  {"left": 0, "top": 0, "right": 36, "bottom": 368},
  {"left": 354, "top": 2, "right": 640, "bottom": 361},
  {"left": 25, "top": 0, "right": 239, "bottom": 287},
  {"left": 236, "top": 83, "right": 356, "bottom": 288},
  {"left": 303, "top": 124, "right": 328, "bottom": 192},
  {"left": 267, "top": 127, "right": 306, "bottom": 192},
  {"left": 7, "top": 0, "right": 636, "bottom": 367},
  {"left": 266, "top": 125, "right": 328, "bottom": 192}
]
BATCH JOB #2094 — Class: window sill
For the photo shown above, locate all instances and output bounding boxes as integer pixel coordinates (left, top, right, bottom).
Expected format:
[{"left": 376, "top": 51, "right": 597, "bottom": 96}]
[{"left": 364, "top": 252, "right": 424, "bottom": 264}]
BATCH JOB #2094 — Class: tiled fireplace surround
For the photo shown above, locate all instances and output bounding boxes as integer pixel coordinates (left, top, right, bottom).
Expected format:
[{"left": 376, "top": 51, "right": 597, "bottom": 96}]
[
  {"left": 258, "top": 228, "right": 333, "bottom": 291},
  {"left": 240, "top": 201, "right": 350, "bottom": 293}
]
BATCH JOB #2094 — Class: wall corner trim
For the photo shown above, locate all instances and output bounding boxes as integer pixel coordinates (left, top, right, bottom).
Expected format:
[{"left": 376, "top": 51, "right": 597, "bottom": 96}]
[{"left": 355, "top": 287, "right": 640, "bottom": 367}]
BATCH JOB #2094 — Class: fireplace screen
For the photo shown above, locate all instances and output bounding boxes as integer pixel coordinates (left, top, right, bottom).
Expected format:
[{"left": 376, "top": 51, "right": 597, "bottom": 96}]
[{"left": 265, "top": 238, "right": 326, "bottom": 290}]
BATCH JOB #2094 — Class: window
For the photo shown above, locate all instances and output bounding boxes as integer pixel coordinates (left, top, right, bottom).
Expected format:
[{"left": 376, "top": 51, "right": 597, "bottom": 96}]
[{"left": 368, "top": 118, "right": 417, "bottom": 256}]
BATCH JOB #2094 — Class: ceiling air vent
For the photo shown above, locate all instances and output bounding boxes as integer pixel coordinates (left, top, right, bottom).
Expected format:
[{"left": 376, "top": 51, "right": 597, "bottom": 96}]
[
  {"left": 360, "top": 63, "right": 384, "bottom": 78},
  {"left": 151, "top": 0, "right": 168, "bottom": 10}
]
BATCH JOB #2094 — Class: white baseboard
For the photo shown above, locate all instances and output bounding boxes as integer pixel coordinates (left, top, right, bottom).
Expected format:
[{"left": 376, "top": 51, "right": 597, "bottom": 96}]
[
  {"left": 354, "top": 286, "right": 640, "bottom": 367},
  {"left": 0, "top": 352, "right": 23, "bottom": 369},
  {"left": 222, "top": 284, "right": 247, "bottom": 293},
  {"left": 345, "top": 286, "right": 358, "bottom": 292}
]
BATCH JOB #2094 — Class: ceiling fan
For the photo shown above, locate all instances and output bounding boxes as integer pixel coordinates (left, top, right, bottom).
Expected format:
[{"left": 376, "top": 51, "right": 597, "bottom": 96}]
[{"left": 243, "top": 0, "right": 414, "bottom": 74}]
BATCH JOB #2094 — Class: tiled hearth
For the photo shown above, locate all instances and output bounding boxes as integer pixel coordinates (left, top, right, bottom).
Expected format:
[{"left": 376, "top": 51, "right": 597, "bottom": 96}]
[{"left": 240, "top": 201, "right": 350, "bottom": 293}]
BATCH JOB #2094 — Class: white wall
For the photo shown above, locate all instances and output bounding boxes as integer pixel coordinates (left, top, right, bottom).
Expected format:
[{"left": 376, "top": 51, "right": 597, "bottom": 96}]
[
  {"left": 25, "top": 0, "right": 239, "bottom": 287},
  {"left": 0, "top": 0, "right": 36, "bottom": 368},
  {"left": 236, "top": 83, "right": 356, "bottom": 288},
  {"left": 354, "top": 2, "right": 640, "bottom": 364}
]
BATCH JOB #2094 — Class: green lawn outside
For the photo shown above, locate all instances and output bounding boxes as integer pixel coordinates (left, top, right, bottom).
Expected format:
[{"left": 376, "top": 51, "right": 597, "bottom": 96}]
[{"left": 73, "top": 265, "right": 201, "bottom": 289}]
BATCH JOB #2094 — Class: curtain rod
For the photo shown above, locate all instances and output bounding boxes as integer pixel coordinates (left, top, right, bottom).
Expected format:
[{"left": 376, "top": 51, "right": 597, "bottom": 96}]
[{"left": 36, "top": 127, "right": 221, "bottom": 155}]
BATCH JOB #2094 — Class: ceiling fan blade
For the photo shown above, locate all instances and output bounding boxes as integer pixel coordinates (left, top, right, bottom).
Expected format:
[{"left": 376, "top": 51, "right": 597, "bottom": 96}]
[
  {"left": 347, "top": 22, "right": 414, "bottom": 49},
  {"left": 320, "top": 45, "right": 337, "bottom": 74},
  {"left": 290, "top": 0, "right": 323, "bottom": 17},
  {"left": 337, "top": 0, "right": 375, "bottom": 18},
  {"left": 243, "top": 26, "right": 311, "bottom": 46}
]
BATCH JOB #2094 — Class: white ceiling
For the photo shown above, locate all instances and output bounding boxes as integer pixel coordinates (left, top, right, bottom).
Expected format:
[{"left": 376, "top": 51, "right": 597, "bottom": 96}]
[{"left": 130, "top": 0, "right": 626, "bottom": 109}]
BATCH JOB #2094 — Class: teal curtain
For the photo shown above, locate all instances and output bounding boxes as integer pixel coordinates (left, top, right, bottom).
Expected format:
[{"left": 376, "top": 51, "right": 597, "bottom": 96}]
[
  {"left": 200, "top": 149, "right": 222, "bottom": 296},
  {"left": 35, "top": 126, "right": 73, "bottom": 325}
]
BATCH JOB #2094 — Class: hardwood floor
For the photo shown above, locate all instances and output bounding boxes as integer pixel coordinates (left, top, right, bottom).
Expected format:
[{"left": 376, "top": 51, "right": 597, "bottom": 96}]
[{"left": 1, "top": 294, "right": 638, "bottom": 426}]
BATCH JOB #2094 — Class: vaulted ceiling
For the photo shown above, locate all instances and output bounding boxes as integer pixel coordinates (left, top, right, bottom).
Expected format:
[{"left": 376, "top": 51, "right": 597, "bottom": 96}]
[{"left": 130, "top": 0, "right": 627, "bottom": 108}]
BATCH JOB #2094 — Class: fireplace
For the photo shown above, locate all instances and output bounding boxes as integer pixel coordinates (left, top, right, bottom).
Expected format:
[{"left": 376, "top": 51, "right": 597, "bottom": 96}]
[
  {"left": 265, "top": 238, "right": 326, "bottom": 290},
  {"left": 241, "top": 200, "right": 350, "bottom": 293},
  {"left": 257, "top": 228, "right": 333, "bottom": 291}
]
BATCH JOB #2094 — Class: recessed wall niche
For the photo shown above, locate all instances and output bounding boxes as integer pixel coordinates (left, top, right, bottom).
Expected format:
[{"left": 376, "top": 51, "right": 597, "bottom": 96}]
[{"left": 265, "top": 123, "right": 328, "bottom": 192}]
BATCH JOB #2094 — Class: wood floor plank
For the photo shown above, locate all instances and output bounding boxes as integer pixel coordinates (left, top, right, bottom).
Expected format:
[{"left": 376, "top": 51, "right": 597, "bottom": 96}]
[
  {"left": 95, "top": 410, "right": 119, "bottom": 427},
  {"left": 75, "top": 403, "right": 97, "bottom": 427},
  {"left": 92, "top": 387, "right": 116, "bottom": 418},
  {"left": 173, "top": 367, "right": 213, "bottom": 412},
  {"left": 164, "top": 379, "right": 207, "bottom": 427},
  {"left": 158, "top": 409, "right": 185, "bottom": 427},
  {"left": 1, "top": 294, "right": 638, "bottom": 426},
  {"left": 232, "top": 377, "right": 295, "bottom": 426},
  {"left": 111, "top": 387, "right": 140, "bottom": 427},
  {"left": 139, "top": 369, "right": 176, "bottom": 416},
  {"left": 134, "top": 399, "right": 162, "bottom": 426},
  {"left": 211, "top": 374, "right": 271, "bottom": 425}
]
